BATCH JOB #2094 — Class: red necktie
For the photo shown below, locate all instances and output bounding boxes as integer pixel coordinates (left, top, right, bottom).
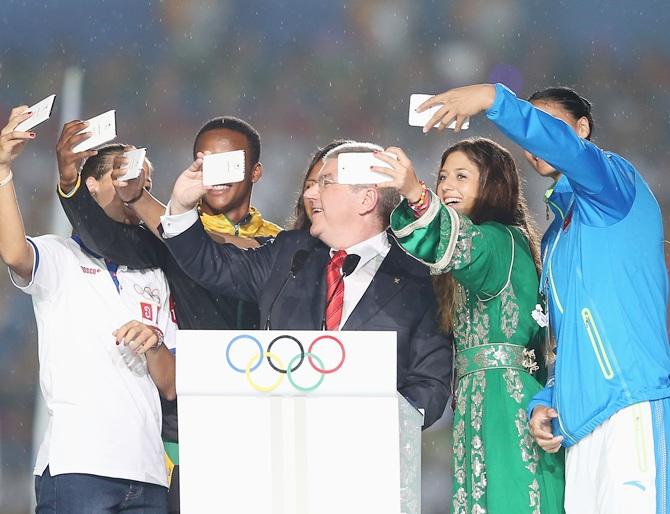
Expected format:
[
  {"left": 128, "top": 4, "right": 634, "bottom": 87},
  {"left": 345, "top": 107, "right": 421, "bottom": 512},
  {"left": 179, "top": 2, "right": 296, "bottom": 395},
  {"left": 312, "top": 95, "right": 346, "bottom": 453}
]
[{"left": 325, "top": 250, "right": 347, "bottom": 331}]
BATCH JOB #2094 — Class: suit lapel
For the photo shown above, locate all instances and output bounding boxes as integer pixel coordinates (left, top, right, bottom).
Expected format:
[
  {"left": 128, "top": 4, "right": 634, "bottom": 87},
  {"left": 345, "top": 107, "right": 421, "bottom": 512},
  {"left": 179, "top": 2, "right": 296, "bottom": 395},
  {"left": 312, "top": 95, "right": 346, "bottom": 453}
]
[{"left": 342, "top": 244, "right": 409, "bottom": 331}]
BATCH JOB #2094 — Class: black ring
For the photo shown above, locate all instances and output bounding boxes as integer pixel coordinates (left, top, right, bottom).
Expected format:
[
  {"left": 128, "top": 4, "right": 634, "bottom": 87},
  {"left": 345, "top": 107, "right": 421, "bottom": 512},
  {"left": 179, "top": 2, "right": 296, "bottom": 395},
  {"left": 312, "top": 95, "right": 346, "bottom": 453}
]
[{"left": 266, "top": 335, "right": 304, "bottom": 374}]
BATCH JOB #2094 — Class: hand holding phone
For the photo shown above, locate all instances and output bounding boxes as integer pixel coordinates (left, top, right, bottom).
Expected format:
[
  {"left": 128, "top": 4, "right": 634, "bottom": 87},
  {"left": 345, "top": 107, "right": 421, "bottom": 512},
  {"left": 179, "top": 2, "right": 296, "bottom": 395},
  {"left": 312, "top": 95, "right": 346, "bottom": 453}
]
[
  {"left": 72, "top": 110, "right": 117, "bottom": 153},
  {"left": 408, "top": 94, "right": 469, "bottom": 130},
  {"left": 15, "top": 94, "right": 56, "bottom": 132}
]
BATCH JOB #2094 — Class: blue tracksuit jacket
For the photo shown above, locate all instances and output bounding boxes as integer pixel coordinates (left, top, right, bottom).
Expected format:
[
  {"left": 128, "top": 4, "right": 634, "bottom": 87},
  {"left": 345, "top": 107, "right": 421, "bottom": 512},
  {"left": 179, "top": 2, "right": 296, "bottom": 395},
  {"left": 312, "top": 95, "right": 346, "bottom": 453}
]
[{"left": 486, "top": 83, "right": 670, "bottom": 447}]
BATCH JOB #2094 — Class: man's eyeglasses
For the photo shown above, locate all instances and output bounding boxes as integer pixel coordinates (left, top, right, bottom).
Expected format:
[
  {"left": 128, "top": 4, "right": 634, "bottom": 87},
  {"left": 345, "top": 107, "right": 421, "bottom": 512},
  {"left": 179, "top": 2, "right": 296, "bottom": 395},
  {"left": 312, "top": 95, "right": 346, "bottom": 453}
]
[
  {"left": 319, "top": 174, "right": 340, "bottom": 189},
  {"left": 305, "top": 175, "right": 338, "bottom": 190}
]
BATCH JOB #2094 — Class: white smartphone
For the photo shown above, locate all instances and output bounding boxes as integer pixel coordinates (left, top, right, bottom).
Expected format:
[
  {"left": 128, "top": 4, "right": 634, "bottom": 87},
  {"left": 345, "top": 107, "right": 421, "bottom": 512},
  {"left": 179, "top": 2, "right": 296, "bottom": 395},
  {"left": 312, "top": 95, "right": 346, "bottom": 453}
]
[
  {"left": 202, "top": 150, "right": 245, "bottom": 186},
  {"left": 73, "top": 110, "right": 117, "bottom": 153},
  {"left": 408, "top": 94, "right": 469, "bottom": 130},
  {"left": 15, "top": 94, "right": 56, "bottom": 132},
  {"left": 337, "top": 152, "right": 395, "bottom": 185},
  {"left": 116, "top": 147, "right": 146, "bottom": 182}
]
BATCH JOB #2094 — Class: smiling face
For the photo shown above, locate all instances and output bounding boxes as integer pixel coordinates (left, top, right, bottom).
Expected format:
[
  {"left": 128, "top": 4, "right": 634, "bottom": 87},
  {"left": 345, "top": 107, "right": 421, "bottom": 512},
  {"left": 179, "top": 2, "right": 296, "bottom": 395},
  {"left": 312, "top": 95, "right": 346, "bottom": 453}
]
[
  {"left": 436, "top": 150, "right": 481, "bottom": 217},
  {"left": 302, "top": 158, "right": 381, "bottom": 249},
  {"left": 301, "top": 159, "right": 324, "bottom": 222},
  {"left": 194, "top": 127, "right": 261, "bottom": 219}
]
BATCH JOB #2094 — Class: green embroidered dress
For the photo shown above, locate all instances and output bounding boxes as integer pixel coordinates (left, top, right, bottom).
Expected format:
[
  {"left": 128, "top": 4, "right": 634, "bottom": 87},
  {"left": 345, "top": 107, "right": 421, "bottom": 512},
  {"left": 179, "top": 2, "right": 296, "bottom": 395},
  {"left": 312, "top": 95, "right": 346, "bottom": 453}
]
[{"left": 391, "top": 192, "right": 564, "bottom": 514}]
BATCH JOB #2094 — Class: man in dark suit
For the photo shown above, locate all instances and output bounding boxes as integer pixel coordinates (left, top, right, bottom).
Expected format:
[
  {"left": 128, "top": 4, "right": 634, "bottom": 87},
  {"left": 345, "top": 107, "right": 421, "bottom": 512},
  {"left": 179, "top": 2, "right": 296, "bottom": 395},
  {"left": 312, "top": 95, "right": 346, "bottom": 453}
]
[{"left": 160, "top": 142, "right": 452, "bottom": 427}]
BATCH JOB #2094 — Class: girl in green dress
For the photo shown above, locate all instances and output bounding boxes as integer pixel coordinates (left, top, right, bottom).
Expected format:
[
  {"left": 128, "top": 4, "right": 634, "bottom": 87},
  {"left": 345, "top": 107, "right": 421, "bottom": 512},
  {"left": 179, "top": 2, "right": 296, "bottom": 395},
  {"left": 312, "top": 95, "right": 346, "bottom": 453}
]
[{"left": 374, "top": 138, "right": 564, "bottom": 514}]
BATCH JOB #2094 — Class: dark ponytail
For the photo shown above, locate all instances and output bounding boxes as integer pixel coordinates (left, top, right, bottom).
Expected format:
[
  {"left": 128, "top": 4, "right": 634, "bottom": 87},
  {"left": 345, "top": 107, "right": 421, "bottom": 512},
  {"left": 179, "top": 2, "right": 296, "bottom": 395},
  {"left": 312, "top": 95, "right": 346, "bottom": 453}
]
[{"left": 528, "top": 87, "right": 594, "bottom": 140}]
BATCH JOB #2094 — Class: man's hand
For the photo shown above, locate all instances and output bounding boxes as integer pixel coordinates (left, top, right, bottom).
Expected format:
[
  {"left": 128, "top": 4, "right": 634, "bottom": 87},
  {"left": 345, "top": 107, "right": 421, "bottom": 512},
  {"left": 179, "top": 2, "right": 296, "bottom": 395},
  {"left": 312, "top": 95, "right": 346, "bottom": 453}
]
[
  {"left": 56, "top": 120, "right": 98, "bottom": 191},
  {"left": 0, "top": 106, "right": 35, "bottom": 171},
  {"left": 529, "top": 405, "right": 564, "bottom": 453},
  {"left": 417, "top": 84, "right": 497, "bottom": 134},
  {"left": 113, "top": 320, "right": 163, "bottom": 355},
  {"left": 168, "top": 153, "right": 207, "bottom": 215}
]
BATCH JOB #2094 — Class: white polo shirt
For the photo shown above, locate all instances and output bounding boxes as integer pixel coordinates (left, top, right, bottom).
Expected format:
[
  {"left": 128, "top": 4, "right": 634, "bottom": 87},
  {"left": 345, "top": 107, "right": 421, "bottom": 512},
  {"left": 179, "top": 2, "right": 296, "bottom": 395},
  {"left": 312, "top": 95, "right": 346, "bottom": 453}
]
[{"left": 10, "top": 235, "right": 176, "bottom": 487}]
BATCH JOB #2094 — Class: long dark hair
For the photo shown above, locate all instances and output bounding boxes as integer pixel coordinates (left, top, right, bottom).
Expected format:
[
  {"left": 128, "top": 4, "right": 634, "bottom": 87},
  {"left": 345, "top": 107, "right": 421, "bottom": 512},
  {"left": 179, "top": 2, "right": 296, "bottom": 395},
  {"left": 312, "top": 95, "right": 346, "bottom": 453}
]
[
  {"left": 528, "top": 86, "right": 594, "bottom": 140},
  {"left": 290, "top": 139, "right": 352, "bottom": 230},
  {"left": 433, "top": 138, "right": 541, "bottom": 331}
]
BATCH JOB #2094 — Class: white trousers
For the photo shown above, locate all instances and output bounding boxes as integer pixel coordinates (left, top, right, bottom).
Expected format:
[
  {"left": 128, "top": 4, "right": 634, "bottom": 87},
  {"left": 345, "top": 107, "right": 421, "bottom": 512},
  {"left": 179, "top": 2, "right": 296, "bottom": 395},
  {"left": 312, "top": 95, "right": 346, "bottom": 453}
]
[{"left": 565, "top": 400, "right": 669, "bottom": 514}]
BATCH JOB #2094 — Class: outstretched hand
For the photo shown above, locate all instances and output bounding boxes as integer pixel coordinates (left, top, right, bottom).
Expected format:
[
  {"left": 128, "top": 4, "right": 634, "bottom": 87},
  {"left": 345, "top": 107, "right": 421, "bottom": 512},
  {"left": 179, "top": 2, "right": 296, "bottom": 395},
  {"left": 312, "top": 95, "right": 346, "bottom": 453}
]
[
  {"left": 0, "top": 106, "right": 36, "bottom": 170},
  {"left": 168, "top": 152, "right": 207, "bottom": 215},
  {"left": 417, "top": 84, "right": 497, "bottom": 134}
]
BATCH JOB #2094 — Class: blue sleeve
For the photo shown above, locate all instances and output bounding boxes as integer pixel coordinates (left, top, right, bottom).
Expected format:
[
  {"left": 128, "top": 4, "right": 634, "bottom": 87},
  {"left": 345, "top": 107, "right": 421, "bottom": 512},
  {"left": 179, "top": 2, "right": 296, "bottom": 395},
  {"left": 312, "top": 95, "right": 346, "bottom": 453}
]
[
  {"left": 526, "top": 383, "right": 554, "bottom": 420},
  {"left": 486, "top": 83, "right": 636, "bottom": 225}
]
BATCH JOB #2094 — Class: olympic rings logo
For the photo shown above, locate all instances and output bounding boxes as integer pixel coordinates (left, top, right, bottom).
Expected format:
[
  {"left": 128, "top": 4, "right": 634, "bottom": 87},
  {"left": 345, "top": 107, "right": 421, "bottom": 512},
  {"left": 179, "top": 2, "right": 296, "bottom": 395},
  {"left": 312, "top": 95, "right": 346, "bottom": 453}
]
[{"left": 225, "top": 334, "right": 346, "bottom": 393}]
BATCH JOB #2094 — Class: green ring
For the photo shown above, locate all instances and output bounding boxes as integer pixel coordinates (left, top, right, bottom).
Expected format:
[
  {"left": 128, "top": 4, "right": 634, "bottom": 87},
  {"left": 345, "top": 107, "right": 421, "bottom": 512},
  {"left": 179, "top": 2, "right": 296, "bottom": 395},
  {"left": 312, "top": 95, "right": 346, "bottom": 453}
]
[{"left": 286, "top": 352, "right": 325, "bottom": 393}]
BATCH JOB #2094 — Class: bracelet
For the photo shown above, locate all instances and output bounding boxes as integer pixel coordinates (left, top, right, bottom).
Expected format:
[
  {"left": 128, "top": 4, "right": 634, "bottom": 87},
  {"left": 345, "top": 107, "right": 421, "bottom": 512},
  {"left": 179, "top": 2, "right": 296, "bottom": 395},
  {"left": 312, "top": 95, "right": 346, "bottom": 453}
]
[
  {"left": 407, "top": 181, "right": 427, "bottom": 208},
  {"left": 57, "top": 174, "right": 81, "bottom": 198},
  {"left": 151, "top": 326, "right": 165, "bottom": 349},
  {"left": 0, "top": 170, "right": 13, "bottom": 188}
]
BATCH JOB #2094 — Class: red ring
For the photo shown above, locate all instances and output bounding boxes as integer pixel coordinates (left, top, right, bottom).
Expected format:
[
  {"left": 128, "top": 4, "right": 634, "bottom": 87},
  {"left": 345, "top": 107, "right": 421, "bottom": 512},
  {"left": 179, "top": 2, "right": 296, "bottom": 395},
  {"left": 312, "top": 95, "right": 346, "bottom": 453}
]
[{"left": 308, "top": 335, "right": 345, "bottom": 374}]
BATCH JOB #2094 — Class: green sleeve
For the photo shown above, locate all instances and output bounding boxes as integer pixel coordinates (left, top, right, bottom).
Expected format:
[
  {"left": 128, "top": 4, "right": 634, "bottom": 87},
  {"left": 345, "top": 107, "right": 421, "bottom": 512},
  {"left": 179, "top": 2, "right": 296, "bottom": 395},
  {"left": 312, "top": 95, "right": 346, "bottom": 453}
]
[{"left": 390, "top": 190, "right": 516, "bottom": 296}]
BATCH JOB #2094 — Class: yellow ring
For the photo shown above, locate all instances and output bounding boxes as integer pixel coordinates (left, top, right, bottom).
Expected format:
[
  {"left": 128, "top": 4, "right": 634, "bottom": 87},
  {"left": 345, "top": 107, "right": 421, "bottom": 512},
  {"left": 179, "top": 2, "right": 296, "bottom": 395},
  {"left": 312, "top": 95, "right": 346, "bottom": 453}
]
[{"left": 245, "top": 351, "right": 285, "bottom": 392}]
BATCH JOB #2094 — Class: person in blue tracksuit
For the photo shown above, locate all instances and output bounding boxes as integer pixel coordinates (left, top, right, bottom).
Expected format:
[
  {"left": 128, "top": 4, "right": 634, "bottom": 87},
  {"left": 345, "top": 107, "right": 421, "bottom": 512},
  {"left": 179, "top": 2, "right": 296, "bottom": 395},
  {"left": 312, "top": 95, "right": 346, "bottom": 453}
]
[{"left": 415, "top": 82, "right": 670, "bottom": 513}]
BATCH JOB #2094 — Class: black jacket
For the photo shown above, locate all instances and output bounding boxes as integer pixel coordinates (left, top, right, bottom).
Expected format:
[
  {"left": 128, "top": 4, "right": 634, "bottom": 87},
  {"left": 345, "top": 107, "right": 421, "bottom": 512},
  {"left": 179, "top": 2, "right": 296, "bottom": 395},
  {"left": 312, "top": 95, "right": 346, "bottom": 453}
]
[{"left": 163, "top": 220, "right": 452, "bottom": 428}]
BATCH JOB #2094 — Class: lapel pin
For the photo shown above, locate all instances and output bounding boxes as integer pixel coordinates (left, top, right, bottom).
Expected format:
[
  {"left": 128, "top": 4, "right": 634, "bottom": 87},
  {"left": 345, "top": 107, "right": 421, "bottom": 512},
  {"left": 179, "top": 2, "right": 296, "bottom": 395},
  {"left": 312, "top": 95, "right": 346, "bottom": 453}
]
[{"left": 394, "top": 277, "right": 401, "bottom": 284}]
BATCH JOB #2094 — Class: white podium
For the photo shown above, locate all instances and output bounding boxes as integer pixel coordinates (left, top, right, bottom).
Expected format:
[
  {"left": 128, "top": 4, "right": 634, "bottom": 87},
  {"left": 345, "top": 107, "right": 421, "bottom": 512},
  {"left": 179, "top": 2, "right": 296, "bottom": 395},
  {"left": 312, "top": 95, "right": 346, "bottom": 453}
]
[{"left": 176, "top": 330, "right": 423, "bottom": 514}]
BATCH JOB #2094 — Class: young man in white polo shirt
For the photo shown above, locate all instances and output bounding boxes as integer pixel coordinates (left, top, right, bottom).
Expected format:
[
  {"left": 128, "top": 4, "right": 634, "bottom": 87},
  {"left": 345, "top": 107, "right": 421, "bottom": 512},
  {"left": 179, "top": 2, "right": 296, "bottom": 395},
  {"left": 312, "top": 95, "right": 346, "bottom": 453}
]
[{"left": 0, "top": 107, "right": 176, "bottom": 513}]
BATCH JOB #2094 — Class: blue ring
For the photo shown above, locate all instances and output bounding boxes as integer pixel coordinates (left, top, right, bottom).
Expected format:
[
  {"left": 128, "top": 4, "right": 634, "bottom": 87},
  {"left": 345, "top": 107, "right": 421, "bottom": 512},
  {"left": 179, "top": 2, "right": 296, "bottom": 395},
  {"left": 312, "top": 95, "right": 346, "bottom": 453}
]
[{"left": 226, "top": 334, "right": 263, "bottom": 373}]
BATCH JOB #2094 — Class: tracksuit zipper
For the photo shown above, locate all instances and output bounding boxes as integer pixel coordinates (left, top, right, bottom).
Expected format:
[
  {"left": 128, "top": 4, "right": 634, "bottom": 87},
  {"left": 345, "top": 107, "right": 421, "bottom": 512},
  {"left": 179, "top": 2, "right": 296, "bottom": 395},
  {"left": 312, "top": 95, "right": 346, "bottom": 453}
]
[{"left": 581, "top": 308, "right": 615, "bottom": 380}]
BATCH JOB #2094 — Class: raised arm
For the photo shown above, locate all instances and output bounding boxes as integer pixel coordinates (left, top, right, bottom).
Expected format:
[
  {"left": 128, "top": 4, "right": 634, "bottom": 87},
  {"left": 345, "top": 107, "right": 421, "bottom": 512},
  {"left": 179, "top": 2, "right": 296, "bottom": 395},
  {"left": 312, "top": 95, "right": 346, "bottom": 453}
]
[
  {"left": 377, "top": 147, "right": 515, "bottom": 295},
  {"left": 416, "top": 83, "right": 635, "bottom": 223},
  {"left": 485, "top": 83, "right": 634, "bottom": 220},
  {"left": 58, "top": 182, "right": 166, "bottom": 268},
  {"left": 109, "top": 154, "right": 262, "bottom": 248},
  {"left": 0, "top": 107, "right": 39, "bottom": 280},
  {"left": 160, "top": 155, "right": 275, "bottom": 301},
  {"left": 391, "top": 192, "right": 516, "bottom": 295},
  {"left": 56, "top": 124, "right": 165, "bottom": 269}
]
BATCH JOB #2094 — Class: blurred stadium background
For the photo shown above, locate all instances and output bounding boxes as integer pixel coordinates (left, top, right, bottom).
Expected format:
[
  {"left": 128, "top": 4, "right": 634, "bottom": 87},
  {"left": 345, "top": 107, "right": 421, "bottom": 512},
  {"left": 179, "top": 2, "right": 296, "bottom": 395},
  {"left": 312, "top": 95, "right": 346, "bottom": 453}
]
[{"left": 1, "top": 1, "right": 669, "bottom": 512}]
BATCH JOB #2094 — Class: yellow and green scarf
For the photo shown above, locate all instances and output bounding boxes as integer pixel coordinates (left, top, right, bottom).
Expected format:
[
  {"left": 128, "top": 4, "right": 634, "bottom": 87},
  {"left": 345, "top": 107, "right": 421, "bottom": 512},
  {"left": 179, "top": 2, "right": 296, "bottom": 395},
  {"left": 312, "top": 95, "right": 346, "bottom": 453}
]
[{"left": 199, "top": 206, "right": 282, "bottom": 238}]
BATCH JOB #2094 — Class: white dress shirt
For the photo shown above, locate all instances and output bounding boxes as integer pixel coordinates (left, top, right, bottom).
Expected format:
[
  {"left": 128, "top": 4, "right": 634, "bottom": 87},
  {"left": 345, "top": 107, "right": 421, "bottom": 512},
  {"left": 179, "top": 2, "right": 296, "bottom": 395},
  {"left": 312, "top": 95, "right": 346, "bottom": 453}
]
[{"left": 335, "top": 231, "right": 391, "bottom": 328}]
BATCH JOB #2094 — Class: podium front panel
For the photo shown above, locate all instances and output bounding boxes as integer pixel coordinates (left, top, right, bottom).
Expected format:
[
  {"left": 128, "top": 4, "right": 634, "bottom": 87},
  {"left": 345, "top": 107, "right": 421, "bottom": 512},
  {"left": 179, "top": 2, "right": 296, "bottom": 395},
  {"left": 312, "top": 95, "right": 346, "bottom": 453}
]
[{"left": 176, "top": 330, "right": 421, "bottom": 514}]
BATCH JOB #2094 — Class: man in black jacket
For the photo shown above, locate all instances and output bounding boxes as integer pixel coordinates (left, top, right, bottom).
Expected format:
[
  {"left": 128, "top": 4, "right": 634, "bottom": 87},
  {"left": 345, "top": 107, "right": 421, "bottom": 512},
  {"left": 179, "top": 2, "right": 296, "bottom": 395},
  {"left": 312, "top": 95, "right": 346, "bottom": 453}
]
[{"left": 161, "top": 141, "right": 452, "bottom": 427}]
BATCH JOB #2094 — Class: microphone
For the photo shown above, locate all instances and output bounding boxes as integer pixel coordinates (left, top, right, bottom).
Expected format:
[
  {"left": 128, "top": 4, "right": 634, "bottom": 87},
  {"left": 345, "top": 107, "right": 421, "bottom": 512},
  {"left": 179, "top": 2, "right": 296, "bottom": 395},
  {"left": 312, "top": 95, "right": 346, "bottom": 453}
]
[
  {"left": 321, "top": 253, "right": 361, "bottom": 330},
  {"left": 264, "top": 249, "right": 310, "bottom": 330}
]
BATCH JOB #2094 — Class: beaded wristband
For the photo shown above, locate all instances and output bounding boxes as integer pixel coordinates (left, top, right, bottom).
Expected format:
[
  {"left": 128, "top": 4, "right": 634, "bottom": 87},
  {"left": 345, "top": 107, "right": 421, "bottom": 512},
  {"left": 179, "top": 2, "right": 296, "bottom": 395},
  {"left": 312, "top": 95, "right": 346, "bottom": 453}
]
[{"left": 407, "top": 180, "right": 427, "bottom": 208}]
